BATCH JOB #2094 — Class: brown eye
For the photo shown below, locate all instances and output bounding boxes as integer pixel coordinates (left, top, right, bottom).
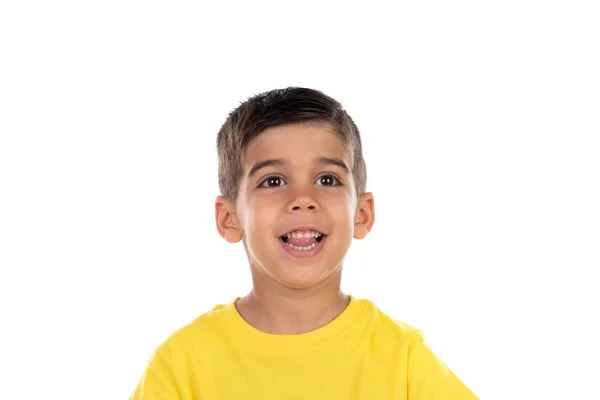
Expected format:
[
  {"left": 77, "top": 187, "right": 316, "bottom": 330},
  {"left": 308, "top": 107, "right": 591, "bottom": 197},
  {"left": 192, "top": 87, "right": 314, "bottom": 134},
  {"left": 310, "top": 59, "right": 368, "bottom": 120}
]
[
  {"left": 259, "top": 176, "right": 286, "bottom": 188},
  {"left": 315, "top": 175, "right": 341, "bottom": 186}
]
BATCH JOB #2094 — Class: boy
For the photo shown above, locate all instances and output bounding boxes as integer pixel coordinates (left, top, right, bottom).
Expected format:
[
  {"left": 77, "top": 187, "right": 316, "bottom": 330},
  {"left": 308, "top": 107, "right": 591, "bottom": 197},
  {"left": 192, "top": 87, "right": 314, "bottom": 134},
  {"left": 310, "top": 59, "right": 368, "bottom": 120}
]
[{"left": 129, "top": 87, "right": 478, "bottom": 399}]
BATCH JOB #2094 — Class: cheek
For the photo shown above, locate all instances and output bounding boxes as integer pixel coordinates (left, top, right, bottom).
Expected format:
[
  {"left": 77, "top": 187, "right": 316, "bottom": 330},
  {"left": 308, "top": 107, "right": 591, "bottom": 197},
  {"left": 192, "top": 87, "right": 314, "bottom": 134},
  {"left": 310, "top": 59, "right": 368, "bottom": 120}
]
[
  {"left": 329, "top": 198, "right": 356, "bottom": 233},
  {"left": 245, "top": 197, "right": 279, "bottom": 237}
]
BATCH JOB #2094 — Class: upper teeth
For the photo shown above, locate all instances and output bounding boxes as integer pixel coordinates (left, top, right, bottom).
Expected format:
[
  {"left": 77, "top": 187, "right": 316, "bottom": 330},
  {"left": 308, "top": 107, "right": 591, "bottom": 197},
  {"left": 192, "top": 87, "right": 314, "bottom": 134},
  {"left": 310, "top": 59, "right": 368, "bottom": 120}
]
[{"left": 285, "top": 230, "right": 322, "bottom": 239}]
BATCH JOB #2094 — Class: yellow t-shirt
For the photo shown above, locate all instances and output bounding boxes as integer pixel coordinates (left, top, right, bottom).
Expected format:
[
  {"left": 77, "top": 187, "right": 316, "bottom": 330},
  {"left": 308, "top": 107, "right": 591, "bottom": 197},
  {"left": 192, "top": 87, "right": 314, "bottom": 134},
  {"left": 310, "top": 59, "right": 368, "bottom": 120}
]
[{"left": 130, "top": 296, "right": 478, "bottom": 399}]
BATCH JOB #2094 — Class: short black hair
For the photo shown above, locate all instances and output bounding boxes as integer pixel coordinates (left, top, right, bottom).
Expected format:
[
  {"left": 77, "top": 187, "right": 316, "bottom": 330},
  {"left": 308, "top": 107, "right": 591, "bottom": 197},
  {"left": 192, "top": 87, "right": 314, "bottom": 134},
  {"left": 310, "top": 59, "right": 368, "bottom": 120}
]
[{"left": 217, "top": 87, "right": 367, "bottom": 201}]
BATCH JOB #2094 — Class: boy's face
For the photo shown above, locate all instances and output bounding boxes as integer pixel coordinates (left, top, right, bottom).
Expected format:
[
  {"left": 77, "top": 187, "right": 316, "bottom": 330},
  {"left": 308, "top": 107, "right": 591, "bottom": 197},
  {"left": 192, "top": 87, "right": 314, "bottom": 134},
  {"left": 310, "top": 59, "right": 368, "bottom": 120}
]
[{"left": 216, "top": 121, "right": 374, "bottom": 289}]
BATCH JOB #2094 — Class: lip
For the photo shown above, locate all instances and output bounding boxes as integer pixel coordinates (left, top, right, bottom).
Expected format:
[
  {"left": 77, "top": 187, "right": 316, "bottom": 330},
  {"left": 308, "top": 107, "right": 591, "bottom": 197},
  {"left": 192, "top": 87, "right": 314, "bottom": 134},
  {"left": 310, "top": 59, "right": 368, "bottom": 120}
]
[{"left": 279, "top": 234, "right": 327, "bottom": 259}]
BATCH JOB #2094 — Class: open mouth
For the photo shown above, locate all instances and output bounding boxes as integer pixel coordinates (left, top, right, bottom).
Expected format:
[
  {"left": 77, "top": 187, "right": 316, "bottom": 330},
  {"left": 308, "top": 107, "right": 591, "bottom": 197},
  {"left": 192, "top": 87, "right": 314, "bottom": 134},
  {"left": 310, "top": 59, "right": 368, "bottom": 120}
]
[{"left": 279, "top": 230, "right": 326, "bottom": 252}]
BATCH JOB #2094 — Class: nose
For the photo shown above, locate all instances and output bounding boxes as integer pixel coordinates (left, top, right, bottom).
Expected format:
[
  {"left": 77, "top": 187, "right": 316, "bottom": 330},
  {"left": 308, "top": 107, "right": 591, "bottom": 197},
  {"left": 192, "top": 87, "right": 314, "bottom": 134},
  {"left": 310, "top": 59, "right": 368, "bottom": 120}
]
[{"left": 287, "top": 192, "right": 320, "bottom": 213}]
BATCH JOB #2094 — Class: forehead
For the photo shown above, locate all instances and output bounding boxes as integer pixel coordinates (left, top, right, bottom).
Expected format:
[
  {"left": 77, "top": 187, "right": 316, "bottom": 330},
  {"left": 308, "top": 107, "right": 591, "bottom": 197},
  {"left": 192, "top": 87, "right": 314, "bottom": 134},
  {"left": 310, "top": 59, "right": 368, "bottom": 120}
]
[{"left": 243, "top": 121, "right": 349, "bottom": 165}]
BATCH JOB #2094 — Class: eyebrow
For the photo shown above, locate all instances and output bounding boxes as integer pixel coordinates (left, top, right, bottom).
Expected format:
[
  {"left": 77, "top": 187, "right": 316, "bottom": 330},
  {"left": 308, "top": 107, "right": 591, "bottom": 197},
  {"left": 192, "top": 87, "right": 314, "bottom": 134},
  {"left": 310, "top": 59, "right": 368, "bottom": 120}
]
[
  {"left": 247, "top": 159, "right": 287, "bottom": 179},
  {"left": 316, "top": 157, "right": 350, "bottom": 174},
  {"left": 247, "top": 157, "right": 350, "bottom": 179}
]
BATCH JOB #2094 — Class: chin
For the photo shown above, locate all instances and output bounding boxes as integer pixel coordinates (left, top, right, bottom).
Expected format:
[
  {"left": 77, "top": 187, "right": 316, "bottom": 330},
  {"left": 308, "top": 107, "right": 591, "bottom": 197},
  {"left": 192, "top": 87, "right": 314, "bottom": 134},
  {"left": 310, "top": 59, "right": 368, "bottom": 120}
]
[
  {"left": 247, "top": 237, "right": 347, "bottom": 289},
  {"left": 270, "top": 261, "right": 342, "bottom": 290}
]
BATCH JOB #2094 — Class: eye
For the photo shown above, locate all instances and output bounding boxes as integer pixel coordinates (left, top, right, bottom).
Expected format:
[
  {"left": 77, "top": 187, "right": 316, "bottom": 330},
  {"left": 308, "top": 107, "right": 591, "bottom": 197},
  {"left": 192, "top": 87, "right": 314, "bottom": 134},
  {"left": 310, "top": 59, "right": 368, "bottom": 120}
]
[
  {"left": 315, "top": 174, "right": 341, "bottom": 187},
  {"left": 259, "top": 176, "right": 287, "bottom": 188}
]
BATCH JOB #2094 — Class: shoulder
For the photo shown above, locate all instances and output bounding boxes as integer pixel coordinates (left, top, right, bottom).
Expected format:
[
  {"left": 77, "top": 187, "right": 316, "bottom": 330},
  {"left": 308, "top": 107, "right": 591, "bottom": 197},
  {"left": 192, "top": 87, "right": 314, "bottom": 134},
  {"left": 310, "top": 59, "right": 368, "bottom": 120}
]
[
  {"left": 129, "top": 303, "right": 234, "bottom": 398},
  {"left": 357, "top": 297, "right": 421, "bottom": 335},
  {"left": 354, "top": 297, "right": 425, "bottom": 349},
  {"left": 153, "top": 300, "right": 233, "bottom": 359}
]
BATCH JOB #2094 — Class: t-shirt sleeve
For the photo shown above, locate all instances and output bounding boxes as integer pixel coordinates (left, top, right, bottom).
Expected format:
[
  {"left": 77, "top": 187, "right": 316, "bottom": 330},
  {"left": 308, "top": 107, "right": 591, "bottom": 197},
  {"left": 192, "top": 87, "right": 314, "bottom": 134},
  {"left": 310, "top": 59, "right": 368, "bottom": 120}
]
[
  {"left": 407, "top": 330, "right": 479, "bottom": 400},
  {"left": 129, "top": 339, "right": 189, "bottom": 400}
]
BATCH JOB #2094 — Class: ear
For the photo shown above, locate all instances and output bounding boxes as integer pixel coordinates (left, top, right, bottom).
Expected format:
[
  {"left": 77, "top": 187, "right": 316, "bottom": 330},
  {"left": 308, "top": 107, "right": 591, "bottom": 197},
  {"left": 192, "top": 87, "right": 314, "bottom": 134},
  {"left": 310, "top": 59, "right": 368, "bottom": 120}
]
[
  {"left": 353, "top": 192, "right": 375, "bottom": 240},
  {"left": 215, "top": 196, "right": 242, "bottom": 243}
]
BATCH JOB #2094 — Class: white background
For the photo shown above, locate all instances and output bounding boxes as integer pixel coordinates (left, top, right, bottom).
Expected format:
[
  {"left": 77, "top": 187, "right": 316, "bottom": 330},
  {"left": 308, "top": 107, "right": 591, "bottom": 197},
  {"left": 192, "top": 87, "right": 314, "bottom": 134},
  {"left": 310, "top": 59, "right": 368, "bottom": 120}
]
[{"left": 1, "top": 1, "right": 599, "bottom": 399}]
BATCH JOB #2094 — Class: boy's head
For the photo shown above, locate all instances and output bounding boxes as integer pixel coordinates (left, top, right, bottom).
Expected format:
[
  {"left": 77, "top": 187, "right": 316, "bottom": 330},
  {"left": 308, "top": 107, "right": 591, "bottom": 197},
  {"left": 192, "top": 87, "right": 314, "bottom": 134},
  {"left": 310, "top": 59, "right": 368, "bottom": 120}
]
[{"left": 215, "top": 87, "right": 375, "bottom": 290}]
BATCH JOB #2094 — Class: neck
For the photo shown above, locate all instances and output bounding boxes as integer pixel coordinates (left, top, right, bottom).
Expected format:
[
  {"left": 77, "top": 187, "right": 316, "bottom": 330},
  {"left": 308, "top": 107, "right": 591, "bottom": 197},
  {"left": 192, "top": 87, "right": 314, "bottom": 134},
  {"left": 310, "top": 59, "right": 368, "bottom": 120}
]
[{"left": 236, "top": 270, "right": 350, "bottom": 335}]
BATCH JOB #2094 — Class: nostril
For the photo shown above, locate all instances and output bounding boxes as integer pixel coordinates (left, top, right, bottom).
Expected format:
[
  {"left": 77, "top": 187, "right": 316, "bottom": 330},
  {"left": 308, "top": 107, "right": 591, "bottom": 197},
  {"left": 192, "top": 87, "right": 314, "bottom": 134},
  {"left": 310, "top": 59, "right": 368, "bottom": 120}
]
[{"left": 291, "top": 204, "right": 317, "bottom": 211}]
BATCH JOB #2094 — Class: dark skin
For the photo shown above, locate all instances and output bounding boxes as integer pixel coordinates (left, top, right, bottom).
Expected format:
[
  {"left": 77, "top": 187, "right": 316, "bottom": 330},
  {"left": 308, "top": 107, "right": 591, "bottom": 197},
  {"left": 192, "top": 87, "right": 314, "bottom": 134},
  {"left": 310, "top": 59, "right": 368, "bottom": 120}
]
[{"left": 215, "top": 121, "right": 375, "bottom": 334}]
